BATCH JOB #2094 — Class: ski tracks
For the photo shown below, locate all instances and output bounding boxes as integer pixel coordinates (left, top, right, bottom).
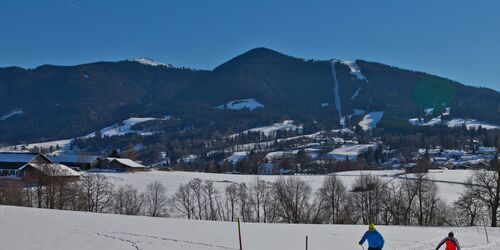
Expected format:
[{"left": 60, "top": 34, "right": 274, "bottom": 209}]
[
  {"left": 98, "top": 231, "right": 238, "bottom": 250},
  {"left": 96, "top": 232, "right": 142, "bottom": 250}
]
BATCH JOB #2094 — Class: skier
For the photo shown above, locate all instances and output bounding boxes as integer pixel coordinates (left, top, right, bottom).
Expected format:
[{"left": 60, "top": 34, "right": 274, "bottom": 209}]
[
  {"left": 435, "top": 231, "right": 460, "bottom": 250},
  {"left": 358, "top": 223, "right": 384, "bottom": 250}
]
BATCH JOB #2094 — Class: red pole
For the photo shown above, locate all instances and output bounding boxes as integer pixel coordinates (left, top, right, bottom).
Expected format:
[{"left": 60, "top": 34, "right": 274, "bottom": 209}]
[{"left": 238, "top": 217, "right": 243, "bottom": 250}]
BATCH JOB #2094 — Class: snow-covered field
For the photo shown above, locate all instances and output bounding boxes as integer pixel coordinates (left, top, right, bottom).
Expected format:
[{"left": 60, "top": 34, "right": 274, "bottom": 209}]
[
  {"left": 102, "top": 169, "right": 473, "bottom": 204},
  {"left": 1, "top": 205, "right": 499, "bottom": 250}
]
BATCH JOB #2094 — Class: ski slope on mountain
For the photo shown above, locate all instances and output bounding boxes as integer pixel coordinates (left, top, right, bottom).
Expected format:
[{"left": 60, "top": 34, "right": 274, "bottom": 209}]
[
  {"left": 1, "top": 205, "right": 499, "bottom": 250},
  {"left": 0, "top": 108, "right": 23, "bottom": 121},
  {"left": 216, "top": 98, "right": 264, "bottom": 110},
  {"left": 358, "top": 111, "right": 384, "bottom": 130}
]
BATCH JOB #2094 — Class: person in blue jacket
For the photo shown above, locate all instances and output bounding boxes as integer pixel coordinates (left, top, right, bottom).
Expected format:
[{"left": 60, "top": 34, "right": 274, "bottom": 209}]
[{"left": 358, "top": 223, "right": 385, "bottom": 250}]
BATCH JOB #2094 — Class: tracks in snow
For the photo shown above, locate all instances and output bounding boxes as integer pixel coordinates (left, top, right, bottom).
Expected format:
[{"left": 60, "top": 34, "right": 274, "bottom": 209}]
[
  {"left": 97, "top": 232, "right": 142, "bottom": 250},
  {"left": 98, "top": 231, "right": 238, "bottom": 250}
]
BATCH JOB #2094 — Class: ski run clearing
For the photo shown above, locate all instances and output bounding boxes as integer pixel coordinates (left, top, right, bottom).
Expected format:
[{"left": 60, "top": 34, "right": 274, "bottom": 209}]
[
  {"left": 1, "top": 205, "right": 499, "bottom": 250},
  {"left": 0, "top": 108, "right": 23, "bottom": 121},
  {"left": 102, "top": 169, "right": 475, "bottom": 204},
  {"left": 358, "top": 111, "right": 384, "bottom": 131},
  {"left": 215, "top": 98, "right": 264, "bottom": 111}
]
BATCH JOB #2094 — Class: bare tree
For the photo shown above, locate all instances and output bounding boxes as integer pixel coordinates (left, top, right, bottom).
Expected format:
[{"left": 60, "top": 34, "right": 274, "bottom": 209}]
[
  {"left": 466, "top": 168, "right": 500, "bottom": 227},
  {"left": 189, "top": 178, "right": 204, "bottom": 220},
  {"left": 249, "top": 177, "right": 267, "bottom": 222},
  {"left": 238, "top": 183, "right": 251, "bottom": 222},
  {"left": 203, "top": 180, "right": 219, "bottom": 220},
  {"left": 224, "top": 183, "right": 239, "bottom": 222},
  {"left": 79, "top": 173, "right": 114, "bottom": 213},
  {"left": 170, "top": 183, "right": 195, "bottom": 219},
  {"left": 454, "top": 189, "right": 484, "bottom": 226},
  {"left": 351, "top": 174, "right": 386, "bottom": 225},
  {"left": 113, "top": 185, "right": 144, "bottom": 215},
  {"left": 319, "top": 175, "right": 347, "bottom": 224},
  {"left": 144, "top": 181, "right": 168, "bottom": 217},
  {"left": 272, "top": 177, "right": 313, "bottom": 223}
]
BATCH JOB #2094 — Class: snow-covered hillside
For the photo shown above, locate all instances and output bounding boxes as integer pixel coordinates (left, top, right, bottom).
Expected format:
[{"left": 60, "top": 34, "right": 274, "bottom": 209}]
[
  {"left": 1, "top": 205, "right": 499, "bottom": 250},
  {"left": 2, "top": 117, "right": 170, "bottom": 154},
  {"left": 85, "top": 117, "right": 170, "bottom": 138},
  {"left": 235, "top": 120, "right": 302, "bottom": 137},
  {"left": 358, "top": 111, "right": 384, "bottom": 130},
  {"left": 216, "top": 98, "right": 264, "bottom": 110},
  {"left": 337, "top": 60, "right": 368, "bottom": 81}
]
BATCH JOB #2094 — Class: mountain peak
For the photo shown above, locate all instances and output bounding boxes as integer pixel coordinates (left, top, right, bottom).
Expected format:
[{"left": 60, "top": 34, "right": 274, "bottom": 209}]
[
  {"left": 241, "top": 47, "right": 289, "bottom": 58},
  {"left": 131, "top": 57, "right": 172, "bottom": 67}
]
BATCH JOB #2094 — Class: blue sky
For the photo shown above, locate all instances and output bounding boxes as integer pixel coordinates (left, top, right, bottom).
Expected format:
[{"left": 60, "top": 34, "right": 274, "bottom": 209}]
[{"left": 1, "top": 0, "right": 499, "bottom": 91}]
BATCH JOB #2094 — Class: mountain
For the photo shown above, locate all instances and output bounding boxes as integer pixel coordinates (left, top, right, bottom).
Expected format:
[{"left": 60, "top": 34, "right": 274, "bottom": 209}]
[
  {"left": 0, "top": 48, "right": 499, "bottom": 144},
  {"left": 0, "top": 61, "right": 206, "bottom": 143}
]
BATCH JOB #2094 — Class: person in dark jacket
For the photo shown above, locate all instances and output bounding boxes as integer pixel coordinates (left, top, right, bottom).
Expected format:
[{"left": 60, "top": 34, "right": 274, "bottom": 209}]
[
  {"left": 358, "top": 223, "right": 385, "bottom": 250},
  {"left": 436, "top": 231, "right": 460, "bottom": 250}
]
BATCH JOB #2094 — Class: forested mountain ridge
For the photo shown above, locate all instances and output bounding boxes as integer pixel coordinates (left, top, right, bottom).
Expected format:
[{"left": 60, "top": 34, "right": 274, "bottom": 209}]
[{"left": 0, "top": 48, "right": 499, "bottom": 144}]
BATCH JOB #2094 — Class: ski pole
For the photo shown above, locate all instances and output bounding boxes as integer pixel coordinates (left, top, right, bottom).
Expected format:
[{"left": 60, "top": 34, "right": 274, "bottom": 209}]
[{"left": 361, "top": 245, "right": 365, "bottom": 250}]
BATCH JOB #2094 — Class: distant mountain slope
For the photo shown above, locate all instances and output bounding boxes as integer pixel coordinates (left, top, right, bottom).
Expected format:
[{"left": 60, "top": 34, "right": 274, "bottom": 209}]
[
  {"left": 174, "top": 48, "right": 336, "bottom": 107},
  {"left": 0, "top": 61, "right": 206, "bottom": 143},
  {"left": 0, "top": 48, "right": 498, "bottom": 144}
]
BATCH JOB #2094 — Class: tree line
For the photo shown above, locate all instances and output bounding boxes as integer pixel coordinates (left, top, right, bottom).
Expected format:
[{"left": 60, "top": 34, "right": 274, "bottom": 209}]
[{"left": 1, "top": 158, "right": 498, "bottom": 227}]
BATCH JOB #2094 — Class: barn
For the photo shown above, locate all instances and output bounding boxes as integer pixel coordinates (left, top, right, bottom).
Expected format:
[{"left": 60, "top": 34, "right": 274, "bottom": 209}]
[{"left": 0, "top": 152, "right": 80, "bottom": 186}]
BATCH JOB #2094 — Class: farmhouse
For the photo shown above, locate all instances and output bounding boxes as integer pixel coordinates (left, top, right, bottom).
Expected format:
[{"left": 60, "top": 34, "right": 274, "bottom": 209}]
[
  {"left": 95, "top": 157, "right": 146, "bottom": 172},
  {"left": 48, "top": 154, "right": 99, "bottom": 170},
  {"left": 0, "top": 152, "right": 80, "bottom": 186}
]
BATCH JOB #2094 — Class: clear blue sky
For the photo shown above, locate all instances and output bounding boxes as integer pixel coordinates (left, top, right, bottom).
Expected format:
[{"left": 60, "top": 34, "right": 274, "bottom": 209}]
[{"left": 1, "top": 0, "right": 499, "bottom": 91}]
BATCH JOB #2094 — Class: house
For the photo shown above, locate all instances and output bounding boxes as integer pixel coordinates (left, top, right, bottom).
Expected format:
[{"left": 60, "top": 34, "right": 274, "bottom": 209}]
[
  {"left": 325, "top": 144, "right": 377, "bottom": 161},
  {"left": 257, "top": 163, "right": 294, "bottom": 175},
  {"left": 0, "top": 152, "right": 53, "bottom": 177},
  {"left": 20, "top": 163, "right": 81, "bottom": 185},
  {"left": 95, "top": 157, "right": 146, "bottom": 172},
  {"left": 48, "top": 154, "right": 99, "bottom": 170},
  {"left": 0, "top": 152, "right": 80, "bottom": 186},
  {"left": 258, "top": 163, "right": 279, "bottom": 175}
]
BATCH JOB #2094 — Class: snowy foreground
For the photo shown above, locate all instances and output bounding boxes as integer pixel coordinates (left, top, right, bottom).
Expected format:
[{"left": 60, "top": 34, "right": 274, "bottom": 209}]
[
  {"left": 102, "top": 169, "right": 473, "bottom": 204},
  {"left": 1, "top": 205, "right": 499, "bottom": 250}
]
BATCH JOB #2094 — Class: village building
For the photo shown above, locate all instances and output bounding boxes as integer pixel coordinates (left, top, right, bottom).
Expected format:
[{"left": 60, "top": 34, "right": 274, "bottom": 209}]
[
  {"left": 94, "top": 157, "right": 146, "bottom": 172},
  {"left": 257, "top": 163, "right": 294, "bottom": 175},
  {"left": 0, "top": 152, "right": 80, "bottom": 187},
  {"left": 48, "top": 154, "right": 99, "bottom": 170}
]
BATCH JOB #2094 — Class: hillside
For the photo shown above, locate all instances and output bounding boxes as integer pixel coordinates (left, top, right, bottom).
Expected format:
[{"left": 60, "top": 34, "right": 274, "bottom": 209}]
[{"left": 2, "top": 205, "right": 499, "bottom": 250}]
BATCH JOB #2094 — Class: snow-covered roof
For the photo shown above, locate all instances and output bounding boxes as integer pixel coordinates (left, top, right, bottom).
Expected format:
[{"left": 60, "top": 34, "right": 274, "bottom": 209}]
[
  {"left": 0, "top": 152, "right": 40, "bottom": 163},
  {"left": 20, "top": 163, "right": 81, "bottom": 177},
  {"left": 109, "top": 158, "right": 145, "bottom": 168},
  {"left": 326, "top": 144, "right": 376, "bottom": 160},
  {"left": 49, "top": 154, "right": 98, "bottom": 164}
]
